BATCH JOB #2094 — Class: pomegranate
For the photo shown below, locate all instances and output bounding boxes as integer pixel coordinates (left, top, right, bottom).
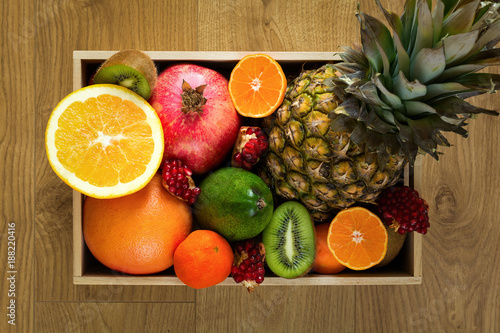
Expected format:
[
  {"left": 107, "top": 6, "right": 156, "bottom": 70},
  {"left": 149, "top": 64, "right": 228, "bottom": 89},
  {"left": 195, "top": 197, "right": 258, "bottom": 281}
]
[
  {"left": 149, "top": 64, "right": 241, "bottom": 174},
  {"left": 231, "top": 126, "right": 269, "bottom": 170},
  {"left": 231, "top": 239, "right": 266, "bottom": 292},
  {"left": 376, "top": 186, "right": 430, "bottom": 234},
  {"left": 161, "top": 159, "right": 201, "bottom": 205}
]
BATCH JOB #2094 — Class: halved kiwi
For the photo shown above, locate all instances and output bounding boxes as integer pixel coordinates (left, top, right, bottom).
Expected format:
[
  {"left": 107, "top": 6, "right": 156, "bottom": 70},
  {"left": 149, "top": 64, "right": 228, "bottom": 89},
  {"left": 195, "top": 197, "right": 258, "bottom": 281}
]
[
  {"left": 262, "top": 201, "right": 316, "bottom": 279},
  {"left": 92, "top": 50, "right": 157, "bottom": 100}
]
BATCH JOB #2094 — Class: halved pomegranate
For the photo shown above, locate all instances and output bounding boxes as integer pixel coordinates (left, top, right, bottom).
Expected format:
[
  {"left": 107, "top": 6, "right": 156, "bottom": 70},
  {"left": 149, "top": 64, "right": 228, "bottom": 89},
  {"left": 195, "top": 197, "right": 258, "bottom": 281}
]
[
  {"left": 161, "top": 159, "right": 201, "bottom": 205},
  {"left": 231, "top": 126, "right": 268, "bottom": 170},
  {"left": 231, "top": 239, "right": 266, "bottom": 292}
]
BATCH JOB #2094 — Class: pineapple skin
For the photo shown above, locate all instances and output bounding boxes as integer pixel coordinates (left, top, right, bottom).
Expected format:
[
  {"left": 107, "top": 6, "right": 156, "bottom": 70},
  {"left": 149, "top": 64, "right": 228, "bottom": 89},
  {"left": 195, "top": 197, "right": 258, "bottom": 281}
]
[
  {"left": 261, "top": 0, "right": 500, "bottom": 222},
  {"left": 261, "top": 64, "right": 405, "bottom": 222}
]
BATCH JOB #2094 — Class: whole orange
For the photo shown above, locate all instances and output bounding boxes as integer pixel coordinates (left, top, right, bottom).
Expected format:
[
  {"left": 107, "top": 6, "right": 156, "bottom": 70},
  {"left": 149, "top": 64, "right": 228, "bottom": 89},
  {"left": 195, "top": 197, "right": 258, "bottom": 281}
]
[
  {"left": 174, "top": 230, "right": 233, "bottom": 289},
  {"left": 313, "top": 222, "right": 346, "bottom": 274},
  {"left": 83, "top": 172, "right": 192, "bottom": 275}
]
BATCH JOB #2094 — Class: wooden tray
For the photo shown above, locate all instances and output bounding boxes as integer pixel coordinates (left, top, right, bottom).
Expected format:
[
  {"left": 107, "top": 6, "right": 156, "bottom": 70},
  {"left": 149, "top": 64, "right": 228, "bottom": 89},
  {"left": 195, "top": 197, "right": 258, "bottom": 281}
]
[{"left": 72, "top": 51, "right": 423, "bottom": 286}]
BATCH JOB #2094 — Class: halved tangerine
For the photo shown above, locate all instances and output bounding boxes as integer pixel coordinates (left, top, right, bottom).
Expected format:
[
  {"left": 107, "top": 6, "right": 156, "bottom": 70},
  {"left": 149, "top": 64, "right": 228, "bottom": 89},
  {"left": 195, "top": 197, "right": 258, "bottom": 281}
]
[
  {"left": 228, "top": 53, "right": 287, "bottom": 118},
  {"left": 327, "top": 207, "right": 388, "bottom": 270},
  {"left": 45, "top": 84, "right": 164, "bottom": 198}
]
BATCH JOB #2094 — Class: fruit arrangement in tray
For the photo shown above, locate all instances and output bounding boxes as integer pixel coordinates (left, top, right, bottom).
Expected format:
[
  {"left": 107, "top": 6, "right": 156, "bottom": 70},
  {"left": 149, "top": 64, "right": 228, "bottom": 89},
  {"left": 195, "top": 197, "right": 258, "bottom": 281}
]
[{"left": 46, "top": 0, "right": 499, "bottom": 291}]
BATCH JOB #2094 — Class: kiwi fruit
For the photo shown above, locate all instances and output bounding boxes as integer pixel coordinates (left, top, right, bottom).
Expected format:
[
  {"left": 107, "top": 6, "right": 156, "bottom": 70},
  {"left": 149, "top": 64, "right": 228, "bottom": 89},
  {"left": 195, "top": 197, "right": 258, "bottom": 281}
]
[
  {"left": 376, "top": 225, "right": 407, "bottom": 267},
  {"left": 92, "top": 50, "right": 157, "bottom": 99},
  {"left": 262, "top": 201, "right": 316, "bottom": 279}
]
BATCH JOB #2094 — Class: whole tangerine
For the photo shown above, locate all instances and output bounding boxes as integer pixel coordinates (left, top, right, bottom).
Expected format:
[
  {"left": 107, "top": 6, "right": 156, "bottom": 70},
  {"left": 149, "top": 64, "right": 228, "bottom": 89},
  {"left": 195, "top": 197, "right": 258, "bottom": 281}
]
[
  {"left": 83, "top": 172, "right": 193, "bottom": 275},
  {"left": 174, "top": 230, "right": 234, "bottom": 289},
  {"left": 313, "top": 222, "right": 346, "bottom": 274}
]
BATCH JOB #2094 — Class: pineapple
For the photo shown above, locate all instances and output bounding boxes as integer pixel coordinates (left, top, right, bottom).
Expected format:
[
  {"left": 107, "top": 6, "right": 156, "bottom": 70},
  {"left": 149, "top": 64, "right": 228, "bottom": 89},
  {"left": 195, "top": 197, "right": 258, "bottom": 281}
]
[{"left": 261, "top": 0, "right": 500, "bottom": 222}]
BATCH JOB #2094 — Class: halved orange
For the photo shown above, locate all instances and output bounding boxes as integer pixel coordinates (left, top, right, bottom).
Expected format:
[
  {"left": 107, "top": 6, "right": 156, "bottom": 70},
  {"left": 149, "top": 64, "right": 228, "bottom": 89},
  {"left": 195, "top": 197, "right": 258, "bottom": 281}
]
[
  {"left": 45, "top": 84, "right": 164, "bottom": 198},
  {"left": 228, "top": 53, "right": 287, "bottom": 118},
  {"left": 327, "top": 207, "right": 388, "bottom": 270}
]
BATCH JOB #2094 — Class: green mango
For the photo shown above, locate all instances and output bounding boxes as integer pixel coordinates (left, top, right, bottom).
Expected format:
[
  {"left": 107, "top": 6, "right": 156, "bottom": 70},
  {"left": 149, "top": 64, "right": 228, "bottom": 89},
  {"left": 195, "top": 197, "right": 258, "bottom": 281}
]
[{"left": 193, "top": 167, "right": 274, "bottom": 242}]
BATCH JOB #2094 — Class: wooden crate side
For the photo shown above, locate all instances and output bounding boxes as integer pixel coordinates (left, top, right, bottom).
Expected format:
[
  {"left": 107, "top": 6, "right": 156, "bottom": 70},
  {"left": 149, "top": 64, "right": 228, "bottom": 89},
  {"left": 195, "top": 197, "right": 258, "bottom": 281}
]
[
  {"left": 73, "top": 50, "right": 342, "bottom": 62},
  {"left": 72, "top": 191, "right": 84, "bottom": 277},
  {"left": 74, "top": 274, "right": 421, "bottom": 286},
  {"left": 411, "top": 156, "right": 423, "bottom": 277},
  {"left": 72, "top": 54, "right": 84, "bottom": 278},
  {"left": 72, "top": 50, "right": 421, "bottom": 285},
  {"left": 73, "top": 54, "right": 83, "bottom": 90}
]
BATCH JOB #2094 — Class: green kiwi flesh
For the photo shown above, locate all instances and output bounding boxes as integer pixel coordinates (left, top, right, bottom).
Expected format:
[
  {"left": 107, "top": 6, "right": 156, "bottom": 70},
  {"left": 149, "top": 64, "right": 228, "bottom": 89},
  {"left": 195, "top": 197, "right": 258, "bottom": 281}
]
[
  {"left": 262, "top": 201, "right": 315, "bottom": 279},
  {"left": 93, "top": 64, "right": 151, "bottom": 99}
]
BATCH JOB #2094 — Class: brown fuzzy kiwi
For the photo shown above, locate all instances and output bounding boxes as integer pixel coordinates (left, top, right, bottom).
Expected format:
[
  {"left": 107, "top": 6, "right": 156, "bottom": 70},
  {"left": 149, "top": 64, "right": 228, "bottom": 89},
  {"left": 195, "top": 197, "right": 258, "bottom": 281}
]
[
  {"left": 376, "top": 224, "right": 407, "bottom": 267},
  {"left": 93, "top": 50, "right": 157, "bottom": 99}
]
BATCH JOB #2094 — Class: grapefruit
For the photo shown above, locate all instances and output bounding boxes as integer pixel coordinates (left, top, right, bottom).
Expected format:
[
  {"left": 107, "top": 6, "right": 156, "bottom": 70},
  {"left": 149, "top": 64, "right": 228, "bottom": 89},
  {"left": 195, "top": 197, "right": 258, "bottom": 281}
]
[{"left": 83, "top": 172, "right": 192, "bottom": 275}]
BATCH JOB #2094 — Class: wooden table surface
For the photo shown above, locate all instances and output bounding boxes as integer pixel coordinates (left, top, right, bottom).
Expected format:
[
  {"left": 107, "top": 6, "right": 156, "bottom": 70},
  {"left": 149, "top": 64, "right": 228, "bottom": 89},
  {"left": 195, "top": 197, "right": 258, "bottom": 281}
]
[{"left": 2, "top": 0, "right": 499, "bottom": 332}]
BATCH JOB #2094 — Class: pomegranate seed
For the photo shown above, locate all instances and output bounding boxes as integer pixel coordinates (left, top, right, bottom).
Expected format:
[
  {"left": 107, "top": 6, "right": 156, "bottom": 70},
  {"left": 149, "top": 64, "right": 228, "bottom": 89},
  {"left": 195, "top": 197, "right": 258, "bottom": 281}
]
[
  {"left": 244, "top": 141, "right": 256, "bottom": 151},
  {"left": 244, "top": 242, "right": 252, "bottom": 252},
  {"left": 234, "top": 153, "right": 242, "bottom": 164},
  {"left": 232, "top": 239, "right": 266, "bottom": 292},
  {"left": 161, "top": 159, "right": 200, "bottom": 205},
  {"left": 248, "top": 248, "right": 258, "bottom": 257}
]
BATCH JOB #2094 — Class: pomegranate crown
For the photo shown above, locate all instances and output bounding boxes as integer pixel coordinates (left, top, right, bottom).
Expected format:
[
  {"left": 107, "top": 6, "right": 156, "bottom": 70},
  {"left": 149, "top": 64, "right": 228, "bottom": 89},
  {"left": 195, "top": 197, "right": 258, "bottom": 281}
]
[{"left": 181, "top": 80, "right": 207, "bottom": 114}]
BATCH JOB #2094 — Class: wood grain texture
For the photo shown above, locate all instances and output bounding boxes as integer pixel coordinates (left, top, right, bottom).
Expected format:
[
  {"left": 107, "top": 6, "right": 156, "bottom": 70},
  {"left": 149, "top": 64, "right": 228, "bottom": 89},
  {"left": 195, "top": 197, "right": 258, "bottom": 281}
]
[
  {"left": 35, "top": 302, "right": 195, "bottom": 333},
  {"left": 0, "top": 0, "right": 35, "bottom": 332},
  {"left": 34, "top": 0, "right": 197, "bottom": 302},
  {"left": 355, "top": 59, "right": 500, "bottom": 333},
  {"left": 196, "top": 286, "right": 356, "bottom": 333},
  {"left": 198, "top": 0, "right": 359, "bottom": 52},
  {"left": 3, "top": 0, "right": 498, "bottom": 331},
  {"left": 355, "top": 1, "right": 500, "bottom": 331}
]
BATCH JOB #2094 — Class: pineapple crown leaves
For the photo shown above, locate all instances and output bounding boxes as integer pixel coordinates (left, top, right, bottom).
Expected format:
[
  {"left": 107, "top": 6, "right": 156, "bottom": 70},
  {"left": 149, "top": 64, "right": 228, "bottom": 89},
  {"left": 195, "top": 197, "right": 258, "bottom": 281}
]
[{"left": 333, "top": 0, "right": 500, "bottom": 166}]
